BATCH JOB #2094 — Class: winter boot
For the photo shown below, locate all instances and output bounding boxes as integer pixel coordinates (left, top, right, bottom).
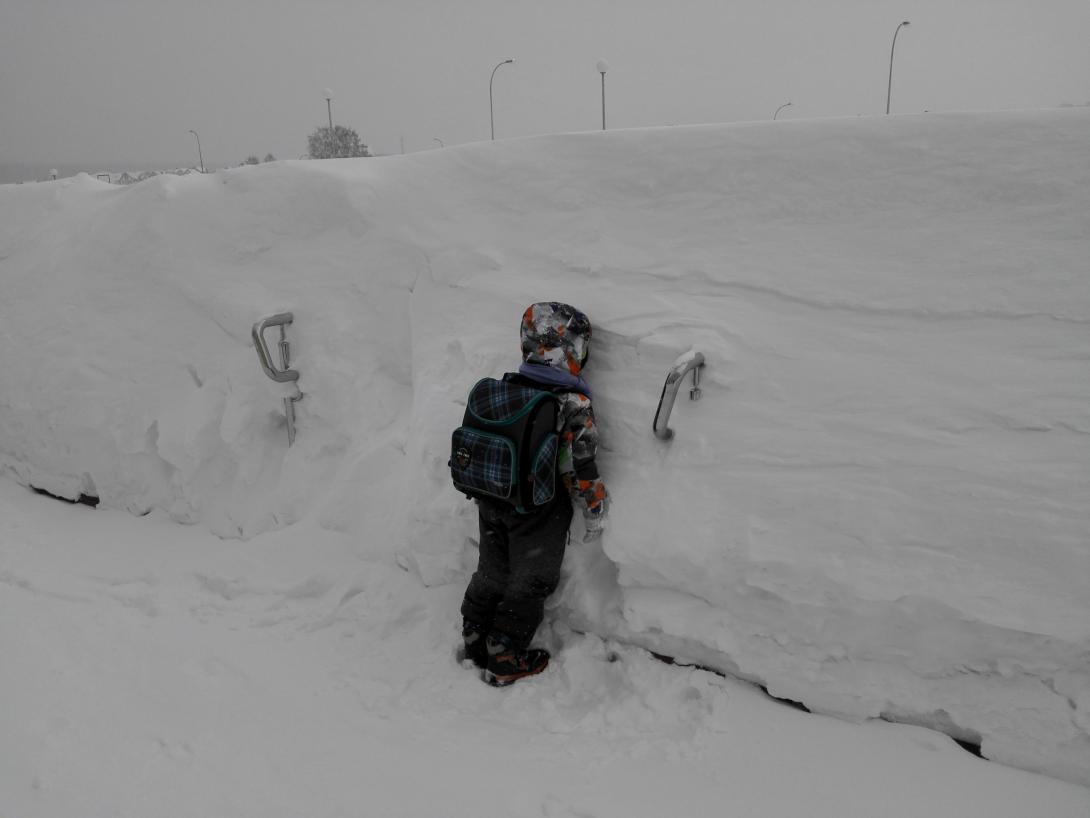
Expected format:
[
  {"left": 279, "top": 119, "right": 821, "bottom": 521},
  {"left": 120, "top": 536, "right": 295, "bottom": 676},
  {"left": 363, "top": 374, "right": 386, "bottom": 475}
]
[
  {"left": 483, "top": 633, "right": 550, "bottom": 687},
  {"left": 457, "top": 620, "right": 488, "bottom": 669}
]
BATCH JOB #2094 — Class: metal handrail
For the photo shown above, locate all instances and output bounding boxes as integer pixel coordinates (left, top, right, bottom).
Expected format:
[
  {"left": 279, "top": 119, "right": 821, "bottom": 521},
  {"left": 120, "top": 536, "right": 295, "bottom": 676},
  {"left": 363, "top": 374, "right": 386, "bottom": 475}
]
[
  {"left": 652, "top": 351, "right": 705, "bottom": 440},
  {"left": 252, "top": 312, "right": 301, "bottom": 445},
  {"left": 252, "top": 313, "right": 299, "bottom": 383}
]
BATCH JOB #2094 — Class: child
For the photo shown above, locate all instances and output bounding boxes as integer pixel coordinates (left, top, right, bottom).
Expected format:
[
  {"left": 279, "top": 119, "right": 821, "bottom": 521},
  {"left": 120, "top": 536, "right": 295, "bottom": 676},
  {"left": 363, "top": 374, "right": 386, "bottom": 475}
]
[{"left": 459, "top": 302, "right": 608, "bottom": 686}]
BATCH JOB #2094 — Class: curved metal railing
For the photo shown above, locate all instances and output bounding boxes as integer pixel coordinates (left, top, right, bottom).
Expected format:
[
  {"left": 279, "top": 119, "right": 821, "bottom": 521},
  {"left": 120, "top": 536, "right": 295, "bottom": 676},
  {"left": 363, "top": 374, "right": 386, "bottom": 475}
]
[
  {"left": 252, "top": 312, "right": 300, "bottom": 383},
  {"left": 652, "top": 351, "right": 705, "bottom": 440},
  {"left": 252, "top": 312, "right": 301, "bottom": 445}
]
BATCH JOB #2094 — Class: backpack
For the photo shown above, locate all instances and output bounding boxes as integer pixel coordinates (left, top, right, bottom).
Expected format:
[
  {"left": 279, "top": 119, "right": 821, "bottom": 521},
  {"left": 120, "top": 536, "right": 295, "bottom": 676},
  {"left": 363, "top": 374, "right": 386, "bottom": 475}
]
[{"left": 450, "top": 377, "right": 560, "bottom": 512}]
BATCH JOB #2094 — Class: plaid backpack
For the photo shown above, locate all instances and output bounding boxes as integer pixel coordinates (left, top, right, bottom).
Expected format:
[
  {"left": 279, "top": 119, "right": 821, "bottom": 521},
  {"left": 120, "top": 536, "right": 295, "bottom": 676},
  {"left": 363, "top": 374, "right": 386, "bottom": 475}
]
[{"left": 450, "top": 377, "right": 560, "bottom": 512}]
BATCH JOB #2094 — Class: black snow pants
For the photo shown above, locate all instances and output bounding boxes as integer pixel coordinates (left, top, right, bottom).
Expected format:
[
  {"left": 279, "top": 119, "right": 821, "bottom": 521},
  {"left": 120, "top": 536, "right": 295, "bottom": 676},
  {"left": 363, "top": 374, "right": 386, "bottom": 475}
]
[{"left": 460, "top": 494, "right": 573, "bottom": 649}]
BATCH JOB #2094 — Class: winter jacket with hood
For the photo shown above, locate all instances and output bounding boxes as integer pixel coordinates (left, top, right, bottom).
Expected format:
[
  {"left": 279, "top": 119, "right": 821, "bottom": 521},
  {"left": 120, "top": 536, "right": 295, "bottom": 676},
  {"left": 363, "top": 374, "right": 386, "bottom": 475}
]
[{"left": 509, "top": 302, "right": 608, "bottom": 521}]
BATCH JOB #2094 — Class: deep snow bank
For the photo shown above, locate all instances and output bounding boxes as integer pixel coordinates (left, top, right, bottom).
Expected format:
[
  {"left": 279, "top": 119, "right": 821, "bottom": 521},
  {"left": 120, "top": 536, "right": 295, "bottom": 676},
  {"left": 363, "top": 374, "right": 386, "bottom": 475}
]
[{"left": 1, "top": 110, "right": 1088, "bottom": 785}]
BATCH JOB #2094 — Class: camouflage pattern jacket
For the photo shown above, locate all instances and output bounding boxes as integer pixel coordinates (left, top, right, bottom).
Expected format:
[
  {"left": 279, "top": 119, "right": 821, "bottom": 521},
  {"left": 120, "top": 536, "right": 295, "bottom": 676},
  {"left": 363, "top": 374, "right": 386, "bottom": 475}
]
[{"left": 504, "top": 372, "right": 608, "bottom": 520}]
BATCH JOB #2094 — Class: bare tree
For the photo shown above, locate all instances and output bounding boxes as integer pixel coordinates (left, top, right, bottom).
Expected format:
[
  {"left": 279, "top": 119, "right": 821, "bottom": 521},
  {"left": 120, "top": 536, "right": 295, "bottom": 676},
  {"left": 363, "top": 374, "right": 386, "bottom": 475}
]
[{"left": 307, "top": 125, "right": 370, "bottom": 159}]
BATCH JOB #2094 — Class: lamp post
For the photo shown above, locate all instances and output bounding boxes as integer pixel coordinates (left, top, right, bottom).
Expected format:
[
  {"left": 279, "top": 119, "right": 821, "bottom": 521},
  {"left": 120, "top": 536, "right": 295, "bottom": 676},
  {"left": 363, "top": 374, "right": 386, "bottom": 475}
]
[
  {"left": 886, "top": 21, "right": 910, "bottom": 115},
  {"left": 490, "top": 59, "right": 514, "bottom": 140},
  {"left": 188, "top": 129, "right": 205, "bottom": 173},
  {"left": 597, "top": 59, "right": 609, "bottom": 130},
  {"left": 323, "top": 89, "right": 336, "bottom": 157},
  {"left": 773, "top": 102, "right": 793, "bottom": 120}
]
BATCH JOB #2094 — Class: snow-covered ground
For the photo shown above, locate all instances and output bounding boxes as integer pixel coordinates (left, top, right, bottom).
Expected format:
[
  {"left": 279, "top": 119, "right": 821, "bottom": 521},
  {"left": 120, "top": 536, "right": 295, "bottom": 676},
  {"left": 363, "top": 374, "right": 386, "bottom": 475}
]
[
  {"left": 1, "top": 108, "right": 1088, "bottom": 814},
  {"left": 3, "top": 478, "right": 1088, "bottom": 818}
]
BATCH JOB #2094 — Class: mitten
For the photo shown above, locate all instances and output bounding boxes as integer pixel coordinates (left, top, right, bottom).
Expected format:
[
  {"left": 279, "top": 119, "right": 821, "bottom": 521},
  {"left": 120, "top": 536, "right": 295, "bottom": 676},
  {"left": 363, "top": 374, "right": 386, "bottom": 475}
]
[{"left": 582, "top": 509, "right": 607, "bottom": 542}]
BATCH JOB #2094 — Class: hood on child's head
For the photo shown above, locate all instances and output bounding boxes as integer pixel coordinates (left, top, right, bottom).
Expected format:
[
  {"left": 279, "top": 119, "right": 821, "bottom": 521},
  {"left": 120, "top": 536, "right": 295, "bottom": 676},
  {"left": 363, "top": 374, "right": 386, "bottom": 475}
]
[{"left": 520, "top": 302, "right": 592, "bottom": 376}]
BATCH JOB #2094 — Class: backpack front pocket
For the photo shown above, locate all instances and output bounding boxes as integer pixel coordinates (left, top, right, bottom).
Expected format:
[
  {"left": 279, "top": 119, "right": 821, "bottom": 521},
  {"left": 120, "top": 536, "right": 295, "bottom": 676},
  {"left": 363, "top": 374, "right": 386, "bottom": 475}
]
[{"left": 450, "top": 427, "right": 516, "bottom": 501}]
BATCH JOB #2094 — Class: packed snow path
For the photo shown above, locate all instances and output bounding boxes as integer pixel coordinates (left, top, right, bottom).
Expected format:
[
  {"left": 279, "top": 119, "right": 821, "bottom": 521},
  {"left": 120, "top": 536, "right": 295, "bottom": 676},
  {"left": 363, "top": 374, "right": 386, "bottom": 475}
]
[
  {"left": 1, "top": 109, "right": 1088, "bottom": 789},
  {"left": 3, "top": 481, "right": 1089, "bottom": 818}
]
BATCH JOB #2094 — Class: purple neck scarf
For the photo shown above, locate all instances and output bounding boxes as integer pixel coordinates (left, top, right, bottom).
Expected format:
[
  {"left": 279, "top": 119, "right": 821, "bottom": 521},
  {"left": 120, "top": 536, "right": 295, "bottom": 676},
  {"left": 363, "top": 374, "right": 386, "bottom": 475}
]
[{"left": 518, "top": 362, "right": 593, "bottom": 399}]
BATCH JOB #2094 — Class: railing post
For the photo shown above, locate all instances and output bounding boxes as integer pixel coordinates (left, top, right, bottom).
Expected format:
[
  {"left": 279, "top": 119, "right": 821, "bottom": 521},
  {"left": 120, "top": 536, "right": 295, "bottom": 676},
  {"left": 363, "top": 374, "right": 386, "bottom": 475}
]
[
  {"left": 652, "top": 351, "right": 705, "bottom": 440},
  {"left": 252, "top": 313, "right": 302, "bottom": 445}
]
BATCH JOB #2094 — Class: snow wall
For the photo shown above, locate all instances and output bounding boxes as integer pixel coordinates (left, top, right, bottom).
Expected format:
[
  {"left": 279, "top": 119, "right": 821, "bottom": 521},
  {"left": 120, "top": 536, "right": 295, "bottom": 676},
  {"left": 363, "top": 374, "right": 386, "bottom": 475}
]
[{"left": 1, "top": 109, "right": 1088, "bottom": 786}]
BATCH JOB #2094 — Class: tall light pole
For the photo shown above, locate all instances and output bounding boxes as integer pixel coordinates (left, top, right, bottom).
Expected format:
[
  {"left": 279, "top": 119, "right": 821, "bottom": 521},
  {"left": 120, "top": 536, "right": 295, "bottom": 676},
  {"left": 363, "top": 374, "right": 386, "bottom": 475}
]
[
  {"left": 490, "top": 59, "right": 514, "bottom": 140},
  {"left": 324, "top": 88, "right": 335, "bottom": 156},
  {"left": 773, "top": 102, "right": 793, "bottom": 120},
  {"left": 886, "top": 21, "right": 910, "bottom": 115},
  {"left": 597, "top": 59, "right": 609, "bottom": 130},
  {"left": 188, "top": 129, "right": 205, "bottom": 173}
]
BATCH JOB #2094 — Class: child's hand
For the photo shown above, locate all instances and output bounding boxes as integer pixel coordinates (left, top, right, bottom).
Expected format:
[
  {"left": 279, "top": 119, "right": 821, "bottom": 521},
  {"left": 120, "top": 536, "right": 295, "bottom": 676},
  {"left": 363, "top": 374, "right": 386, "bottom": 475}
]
[{"left": 583, "top": 514, "right": 606, "bottom": 542}]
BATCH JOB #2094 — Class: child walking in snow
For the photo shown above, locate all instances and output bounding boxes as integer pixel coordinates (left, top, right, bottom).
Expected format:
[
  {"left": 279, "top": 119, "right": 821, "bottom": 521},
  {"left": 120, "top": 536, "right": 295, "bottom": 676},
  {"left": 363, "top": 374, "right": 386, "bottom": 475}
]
[{"left": 455, "top": 302, "right": 608, "bottom": 686}]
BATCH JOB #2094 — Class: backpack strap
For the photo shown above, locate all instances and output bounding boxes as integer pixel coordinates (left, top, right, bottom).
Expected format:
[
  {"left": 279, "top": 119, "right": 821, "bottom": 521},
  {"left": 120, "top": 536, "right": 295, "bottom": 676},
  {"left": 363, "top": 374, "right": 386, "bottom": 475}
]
[{"left": 503, "top": 371, "right": 584, "bottom": 396}]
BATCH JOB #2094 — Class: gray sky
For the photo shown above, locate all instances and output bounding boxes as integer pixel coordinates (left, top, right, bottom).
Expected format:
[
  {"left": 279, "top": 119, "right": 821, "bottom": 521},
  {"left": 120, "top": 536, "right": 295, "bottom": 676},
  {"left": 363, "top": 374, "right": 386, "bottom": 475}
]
[{"left": 2, "top": 0, "right": 1088, "bottom": 167}]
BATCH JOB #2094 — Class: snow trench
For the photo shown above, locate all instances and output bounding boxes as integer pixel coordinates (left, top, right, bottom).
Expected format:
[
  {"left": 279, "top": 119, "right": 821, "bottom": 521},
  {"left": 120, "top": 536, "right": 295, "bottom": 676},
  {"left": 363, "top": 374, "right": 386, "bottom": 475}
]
[{"left": 1, "top": 109, "right": 1088, "bottom": 785}]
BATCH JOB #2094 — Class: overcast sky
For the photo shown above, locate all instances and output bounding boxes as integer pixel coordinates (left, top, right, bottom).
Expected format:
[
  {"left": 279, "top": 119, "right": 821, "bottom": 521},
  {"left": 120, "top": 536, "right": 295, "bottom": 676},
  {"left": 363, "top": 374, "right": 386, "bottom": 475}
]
[{"left": 2, "top": 0, "right": 1088, "bottom": 167}]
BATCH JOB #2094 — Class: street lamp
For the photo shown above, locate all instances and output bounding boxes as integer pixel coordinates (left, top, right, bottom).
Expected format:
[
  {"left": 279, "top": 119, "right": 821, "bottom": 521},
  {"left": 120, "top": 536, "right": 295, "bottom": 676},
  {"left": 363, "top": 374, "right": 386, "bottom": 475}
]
[
  {"left": 188, "top": 129, "right": 205, "bottom": 173},
  {"left": 886, "top": 21, "right": 910, "bottom": 115},
  {"left": 773, "top": 102, "right": 793, "bottom": 120},
  {"left": 490, "top": 59, "right": 514, "bottom": 140},
  {"left": 597, "top": 59, "right": 609, "bottom": 130},
  {"left": 324, "top": 89, "right": 335, "bottom": 156}
]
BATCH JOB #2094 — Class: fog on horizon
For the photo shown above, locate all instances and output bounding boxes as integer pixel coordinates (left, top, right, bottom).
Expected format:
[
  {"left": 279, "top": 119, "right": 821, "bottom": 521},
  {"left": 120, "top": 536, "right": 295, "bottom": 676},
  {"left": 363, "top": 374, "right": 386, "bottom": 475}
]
[{"left": 1, "top": 0, "right": 1088, "bottom": 176}]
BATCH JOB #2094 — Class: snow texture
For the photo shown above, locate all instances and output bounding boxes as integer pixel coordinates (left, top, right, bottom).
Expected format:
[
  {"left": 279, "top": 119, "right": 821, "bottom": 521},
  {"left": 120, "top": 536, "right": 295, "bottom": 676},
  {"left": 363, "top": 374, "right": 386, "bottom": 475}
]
[{"left": 1, "top": 110, "right": 1089, "bottom": 798}]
